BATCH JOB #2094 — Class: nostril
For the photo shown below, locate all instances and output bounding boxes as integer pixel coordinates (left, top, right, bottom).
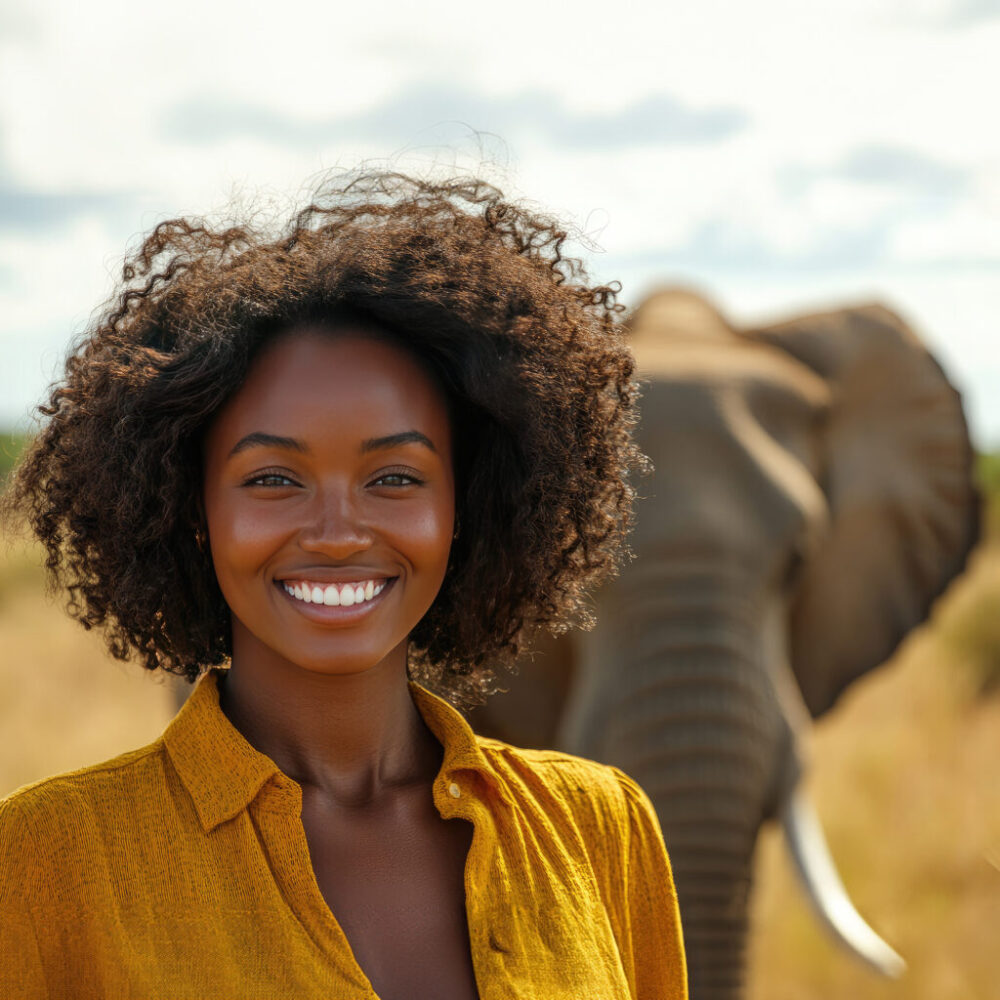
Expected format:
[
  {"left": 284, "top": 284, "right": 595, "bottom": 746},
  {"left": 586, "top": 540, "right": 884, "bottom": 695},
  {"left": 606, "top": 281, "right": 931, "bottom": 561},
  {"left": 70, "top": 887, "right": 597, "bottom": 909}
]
[{"left": 298, "top": 513, "right": 374, "bottom": 555}]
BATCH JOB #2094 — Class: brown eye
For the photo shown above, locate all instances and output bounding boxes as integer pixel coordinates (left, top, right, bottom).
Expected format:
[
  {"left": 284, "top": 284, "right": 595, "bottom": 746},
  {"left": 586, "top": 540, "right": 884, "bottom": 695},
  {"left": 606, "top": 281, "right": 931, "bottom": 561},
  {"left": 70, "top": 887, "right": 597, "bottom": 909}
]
[
  {"left": 243, "top": 472, "right": 298, "bottom": 487},
  {"left": 370, "top": 471, "right": 423, "bottom": 488}
]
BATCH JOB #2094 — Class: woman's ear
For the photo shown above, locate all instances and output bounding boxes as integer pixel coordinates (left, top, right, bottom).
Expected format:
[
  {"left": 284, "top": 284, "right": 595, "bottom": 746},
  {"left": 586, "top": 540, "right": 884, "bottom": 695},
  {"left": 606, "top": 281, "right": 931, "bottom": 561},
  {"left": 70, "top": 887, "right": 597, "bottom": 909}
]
[{"left": 746, "top": 303, "right": 980, "bottom": 718}]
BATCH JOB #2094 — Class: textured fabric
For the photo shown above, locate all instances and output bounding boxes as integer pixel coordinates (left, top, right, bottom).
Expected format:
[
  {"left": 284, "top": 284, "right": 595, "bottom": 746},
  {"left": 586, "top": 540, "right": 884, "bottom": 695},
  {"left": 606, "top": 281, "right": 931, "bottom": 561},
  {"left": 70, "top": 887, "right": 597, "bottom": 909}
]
[{"left": 0, "top": 669, "right": 687, "bottom": 999}]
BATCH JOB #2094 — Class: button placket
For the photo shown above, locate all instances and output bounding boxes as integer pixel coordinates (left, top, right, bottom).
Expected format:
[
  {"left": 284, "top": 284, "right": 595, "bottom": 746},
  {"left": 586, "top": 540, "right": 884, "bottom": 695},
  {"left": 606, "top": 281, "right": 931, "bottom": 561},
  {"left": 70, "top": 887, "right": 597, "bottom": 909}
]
[{"left": 250, "top": 777, "right": 376, "bottom": 996}]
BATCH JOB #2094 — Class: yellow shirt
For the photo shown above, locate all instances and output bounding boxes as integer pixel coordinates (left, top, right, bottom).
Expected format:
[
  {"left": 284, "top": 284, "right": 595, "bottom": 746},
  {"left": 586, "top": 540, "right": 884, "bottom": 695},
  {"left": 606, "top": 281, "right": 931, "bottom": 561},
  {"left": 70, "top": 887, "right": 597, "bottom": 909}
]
[{"left": 0, "top": 670, "right": 687, "bottom": 999}]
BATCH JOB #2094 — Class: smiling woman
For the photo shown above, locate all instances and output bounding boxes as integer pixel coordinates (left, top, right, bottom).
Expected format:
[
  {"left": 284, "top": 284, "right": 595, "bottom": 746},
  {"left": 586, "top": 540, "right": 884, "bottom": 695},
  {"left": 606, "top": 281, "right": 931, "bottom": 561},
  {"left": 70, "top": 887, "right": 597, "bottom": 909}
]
[{"left": 0, "top": 173, "right": 687, "bottom": 999}]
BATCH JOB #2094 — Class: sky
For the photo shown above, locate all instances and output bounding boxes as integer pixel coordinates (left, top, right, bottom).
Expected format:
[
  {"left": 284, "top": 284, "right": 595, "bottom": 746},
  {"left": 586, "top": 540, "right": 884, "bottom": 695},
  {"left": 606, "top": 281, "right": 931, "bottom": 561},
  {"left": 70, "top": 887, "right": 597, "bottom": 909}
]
[{"left": 1, "top": 0, "right": 998, "bottom": 446}]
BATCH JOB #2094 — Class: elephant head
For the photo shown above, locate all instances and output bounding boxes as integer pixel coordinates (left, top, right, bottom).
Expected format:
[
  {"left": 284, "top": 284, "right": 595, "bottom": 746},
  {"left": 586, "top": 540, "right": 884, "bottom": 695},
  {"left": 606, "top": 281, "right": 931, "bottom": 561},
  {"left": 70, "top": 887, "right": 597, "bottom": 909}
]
[{"left": 467, "top": 289, "right": 979, "bottom": 1000}]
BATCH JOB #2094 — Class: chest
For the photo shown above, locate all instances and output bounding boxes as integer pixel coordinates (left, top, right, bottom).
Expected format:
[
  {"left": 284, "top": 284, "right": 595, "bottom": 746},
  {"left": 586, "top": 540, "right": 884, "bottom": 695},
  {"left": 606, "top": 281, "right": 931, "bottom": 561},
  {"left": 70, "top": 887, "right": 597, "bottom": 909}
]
[{"left": 301, "top": 788, "right": 479, "bottom": 1000}]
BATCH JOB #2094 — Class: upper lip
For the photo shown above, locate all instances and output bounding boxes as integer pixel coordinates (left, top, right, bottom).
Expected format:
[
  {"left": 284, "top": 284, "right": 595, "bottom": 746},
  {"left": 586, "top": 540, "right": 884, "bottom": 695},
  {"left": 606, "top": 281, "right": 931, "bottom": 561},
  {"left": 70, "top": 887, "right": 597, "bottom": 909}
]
[{"left": 274, "top": 568, "right": 396, "bottom": 584}]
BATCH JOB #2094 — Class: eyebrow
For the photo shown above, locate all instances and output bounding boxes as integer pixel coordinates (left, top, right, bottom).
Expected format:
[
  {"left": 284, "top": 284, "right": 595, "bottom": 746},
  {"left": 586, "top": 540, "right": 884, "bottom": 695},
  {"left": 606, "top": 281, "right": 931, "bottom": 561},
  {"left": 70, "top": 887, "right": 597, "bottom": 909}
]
[
  {"left": 361, "top": 431, "right": 437, "bottom": 455},
  {"left": 227, "top": 429, "right": 436, "bottom": 459},
  {"left": 228, "top": 432, "right": 307, "bottom": 458}
]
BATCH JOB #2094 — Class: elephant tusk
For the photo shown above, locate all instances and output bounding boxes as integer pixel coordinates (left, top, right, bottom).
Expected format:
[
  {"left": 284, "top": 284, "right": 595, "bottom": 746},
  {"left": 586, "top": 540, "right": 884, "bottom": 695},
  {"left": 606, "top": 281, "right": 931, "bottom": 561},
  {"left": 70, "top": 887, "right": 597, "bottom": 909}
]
[{"left": 781, "top": 788, "right": 906, "bottom": 979}]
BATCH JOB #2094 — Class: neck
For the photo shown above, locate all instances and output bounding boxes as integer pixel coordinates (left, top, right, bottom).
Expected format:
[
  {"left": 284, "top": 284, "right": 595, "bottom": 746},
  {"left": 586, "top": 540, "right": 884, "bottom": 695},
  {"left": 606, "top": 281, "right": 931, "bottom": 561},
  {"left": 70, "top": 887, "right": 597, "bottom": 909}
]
[{"left": 218, "top": 634, "right": 442, "bottom": 807}]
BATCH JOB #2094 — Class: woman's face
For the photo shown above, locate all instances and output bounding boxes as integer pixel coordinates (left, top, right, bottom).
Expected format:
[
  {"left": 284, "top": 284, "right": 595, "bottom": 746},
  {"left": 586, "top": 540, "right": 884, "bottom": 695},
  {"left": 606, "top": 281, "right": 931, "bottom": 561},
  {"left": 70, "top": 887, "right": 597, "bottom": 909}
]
[{"left": 201, "top": 325, "right": 455, "bottom": 679}]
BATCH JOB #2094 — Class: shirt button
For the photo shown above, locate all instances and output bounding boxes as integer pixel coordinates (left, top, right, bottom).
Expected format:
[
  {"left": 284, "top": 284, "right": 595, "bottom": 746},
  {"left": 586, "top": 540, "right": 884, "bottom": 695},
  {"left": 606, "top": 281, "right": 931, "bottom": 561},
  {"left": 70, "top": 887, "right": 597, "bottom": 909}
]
[{"left": 448, "top": 782, "right": 462, "bottom": 799}]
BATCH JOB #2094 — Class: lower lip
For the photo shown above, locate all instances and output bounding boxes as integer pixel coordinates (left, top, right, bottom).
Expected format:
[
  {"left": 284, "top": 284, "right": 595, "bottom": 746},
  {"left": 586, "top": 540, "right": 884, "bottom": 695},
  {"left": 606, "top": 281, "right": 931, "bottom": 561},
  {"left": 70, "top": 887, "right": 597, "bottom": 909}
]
[{"left": 275, "top": 579, "right": 396, "bottom": 624}]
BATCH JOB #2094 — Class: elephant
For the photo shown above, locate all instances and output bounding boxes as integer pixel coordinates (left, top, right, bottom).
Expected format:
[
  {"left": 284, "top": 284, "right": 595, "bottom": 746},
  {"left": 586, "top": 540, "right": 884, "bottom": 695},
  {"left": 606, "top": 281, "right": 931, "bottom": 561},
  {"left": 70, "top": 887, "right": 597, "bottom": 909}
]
[{"left": 466, "top": 288, "right": 980, "bottom": 1000}]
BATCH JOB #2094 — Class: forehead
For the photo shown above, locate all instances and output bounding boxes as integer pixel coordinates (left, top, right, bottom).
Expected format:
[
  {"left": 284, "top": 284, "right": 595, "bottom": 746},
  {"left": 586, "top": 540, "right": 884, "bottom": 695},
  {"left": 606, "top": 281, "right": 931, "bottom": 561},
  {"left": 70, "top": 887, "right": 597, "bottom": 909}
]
[{"left": 209, "top": 325, "right": 451, "bottom": 447}]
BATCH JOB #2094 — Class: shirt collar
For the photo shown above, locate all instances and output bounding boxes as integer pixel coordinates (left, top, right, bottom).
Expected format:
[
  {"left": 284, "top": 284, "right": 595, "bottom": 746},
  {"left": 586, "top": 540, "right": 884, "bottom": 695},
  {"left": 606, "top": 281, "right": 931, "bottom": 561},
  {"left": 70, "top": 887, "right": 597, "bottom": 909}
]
[
  {"left": 163, "top": 669, "right": 280, "bottom": 832},
  {"left": 163, "top": 668, "right": 497, "bottom": 833},
  {"left": 407, "top": 681, "right": 494, "bottom": 779}
]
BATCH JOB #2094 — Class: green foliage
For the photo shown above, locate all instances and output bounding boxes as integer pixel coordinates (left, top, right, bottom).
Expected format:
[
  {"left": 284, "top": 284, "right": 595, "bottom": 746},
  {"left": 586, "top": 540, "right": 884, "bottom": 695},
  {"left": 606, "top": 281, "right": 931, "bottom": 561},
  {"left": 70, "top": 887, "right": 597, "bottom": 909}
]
[
  {"left": 0, "top": 430, "right": 29, "bottom": 483},
  {"left": 931, "top": 451, "right": 1000, "bottom": 698},
  {"left": 979, "top": 451, "right": 1000, "bottom": 489},
  {"left": 935, "top": 559, "right": 1000, "bottom": 698},
  {"left": 977, "top": 451, "right": 1000, "bottom": 543},
  {"left": 0, "top": 430, "right": 44, "bottom": 606}
]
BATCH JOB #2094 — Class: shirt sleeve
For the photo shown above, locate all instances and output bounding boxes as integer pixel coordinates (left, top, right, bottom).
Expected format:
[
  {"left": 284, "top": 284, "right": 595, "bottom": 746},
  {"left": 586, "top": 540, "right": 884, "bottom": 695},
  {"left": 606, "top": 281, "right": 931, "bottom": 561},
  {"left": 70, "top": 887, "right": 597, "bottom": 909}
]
[
  {"left": 610, "top": 766, "right": 689, "bottom": 1000},
  {"left": 0, "top": 796, "right": 51, "bottom": 999}
]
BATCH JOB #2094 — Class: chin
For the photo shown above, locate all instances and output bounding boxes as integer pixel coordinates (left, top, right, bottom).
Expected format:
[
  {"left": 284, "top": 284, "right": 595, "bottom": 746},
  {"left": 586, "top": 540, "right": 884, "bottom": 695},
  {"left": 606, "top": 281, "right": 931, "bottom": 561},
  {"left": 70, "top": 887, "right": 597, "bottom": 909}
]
[{"left": 280, "top": 638, "right": 410, "bottom": 679}]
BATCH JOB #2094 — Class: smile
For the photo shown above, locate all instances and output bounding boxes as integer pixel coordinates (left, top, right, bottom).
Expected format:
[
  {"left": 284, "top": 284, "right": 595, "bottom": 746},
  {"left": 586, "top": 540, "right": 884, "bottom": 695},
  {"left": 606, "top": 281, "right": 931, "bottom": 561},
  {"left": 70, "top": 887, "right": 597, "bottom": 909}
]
[{"left": 280, "top": 578, "right": 388, "bottom": 608}]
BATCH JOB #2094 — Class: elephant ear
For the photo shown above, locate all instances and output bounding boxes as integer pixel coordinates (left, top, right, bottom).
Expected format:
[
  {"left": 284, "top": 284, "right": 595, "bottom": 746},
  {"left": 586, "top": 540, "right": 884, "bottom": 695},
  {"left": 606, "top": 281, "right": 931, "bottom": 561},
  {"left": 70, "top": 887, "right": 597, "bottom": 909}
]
[{"left": 747, "top": 303, "right": 980, "bottom": 718}]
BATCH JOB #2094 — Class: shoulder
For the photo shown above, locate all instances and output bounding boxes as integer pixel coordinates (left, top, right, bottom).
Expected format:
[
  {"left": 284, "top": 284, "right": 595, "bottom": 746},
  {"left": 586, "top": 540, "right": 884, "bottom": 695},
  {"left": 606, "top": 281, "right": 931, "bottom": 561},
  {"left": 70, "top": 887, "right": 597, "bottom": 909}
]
[
  {"left": 0, "top": 739, "right": 178, "bottom": 916},
  {"left": 0, "top": 739, "right": 170, "bottom": 854},
  {"left": 476, "top": 736, "right": 653, "bottom": 846},
  {"left": 474, "top": 738, "right": 681, "bottom": 964},
  {"left": 478, "top": 735, "right": 622, "bottom": 789}
]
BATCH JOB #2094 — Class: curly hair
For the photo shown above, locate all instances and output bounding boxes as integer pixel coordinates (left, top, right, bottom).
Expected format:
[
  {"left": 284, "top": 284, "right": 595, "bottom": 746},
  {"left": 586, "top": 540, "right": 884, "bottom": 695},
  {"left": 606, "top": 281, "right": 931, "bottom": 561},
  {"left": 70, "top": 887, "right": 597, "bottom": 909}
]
[{"left": 2, "top": 172, "right": 644, "bottom": 706}]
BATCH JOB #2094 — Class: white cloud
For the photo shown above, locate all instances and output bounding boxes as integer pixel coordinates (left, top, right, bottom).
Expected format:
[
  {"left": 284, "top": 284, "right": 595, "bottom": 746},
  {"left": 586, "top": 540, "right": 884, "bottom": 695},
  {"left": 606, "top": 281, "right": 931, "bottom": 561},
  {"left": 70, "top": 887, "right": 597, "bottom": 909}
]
[
  {"left": 888, "top": 207, "right": 1000, "bottom": 263},
  {"left": 0, "top": 217, "right": 121, "bottom": 340},
  {"left": 878, "top": 0, "right": 1000, "bottom": 26},
  {"left": 0, "top": 0, "right": 998, "bottom": 444}
]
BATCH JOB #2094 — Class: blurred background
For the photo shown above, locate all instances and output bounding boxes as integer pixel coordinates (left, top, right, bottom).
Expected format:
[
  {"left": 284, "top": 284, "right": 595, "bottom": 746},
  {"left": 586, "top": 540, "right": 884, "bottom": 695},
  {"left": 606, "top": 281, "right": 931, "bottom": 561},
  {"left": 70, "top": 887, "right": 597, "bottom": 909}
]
[{"left": 1, "top": 0, "right": 997, "bottom": 997}]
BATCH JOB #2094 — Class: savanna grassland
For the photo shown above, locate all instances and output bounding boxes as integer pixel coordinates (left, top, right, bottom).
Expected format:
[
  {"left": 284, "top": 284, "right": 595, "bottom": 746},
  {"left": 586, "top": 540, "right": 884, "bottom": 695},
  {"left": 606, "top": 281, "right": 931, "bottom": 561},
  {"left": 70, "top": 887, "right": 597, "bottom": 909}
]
[{"left": 1, "top": 436, "right": 998, "bottom": 997}]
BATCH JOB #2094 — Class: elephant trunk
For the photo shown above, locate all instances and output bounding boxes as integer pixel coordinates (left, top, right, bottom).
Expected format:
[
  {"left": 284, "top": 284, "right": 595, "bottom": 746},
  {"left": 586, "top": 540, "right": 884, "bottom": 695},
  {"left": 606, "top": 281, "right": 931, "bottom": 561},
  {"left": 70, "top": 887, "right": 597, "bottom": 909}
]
[{"left": 559, "top": 571, "right": 793, "bottom": 1000}]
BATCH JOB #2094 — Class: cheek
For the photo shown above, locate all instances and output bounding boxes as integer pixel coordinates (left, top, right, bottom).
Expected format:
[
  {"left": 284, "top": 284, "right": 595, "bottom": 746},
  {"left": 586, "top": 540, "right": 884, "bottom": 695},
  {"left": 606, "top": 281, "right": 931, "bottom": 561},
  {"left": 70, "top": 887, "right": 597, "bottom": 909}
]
[
  {"left": 206, "top": 496, "right": 290, "bottom": 584},
  {"left": 391, "top": 501, "right": 455, "bottom": 578}
]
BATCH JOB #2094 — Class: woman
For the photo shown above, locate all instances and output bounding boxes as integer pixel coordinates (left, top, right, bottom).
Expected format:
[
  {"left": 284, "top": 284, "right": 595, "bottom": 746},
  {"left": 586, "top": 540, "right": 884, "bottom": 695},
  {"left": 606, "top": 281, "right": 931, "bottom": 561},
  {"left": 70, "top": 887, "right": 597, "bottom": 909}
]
[{"left": 0, "top": 173, "right": 687, "bottom": 998}]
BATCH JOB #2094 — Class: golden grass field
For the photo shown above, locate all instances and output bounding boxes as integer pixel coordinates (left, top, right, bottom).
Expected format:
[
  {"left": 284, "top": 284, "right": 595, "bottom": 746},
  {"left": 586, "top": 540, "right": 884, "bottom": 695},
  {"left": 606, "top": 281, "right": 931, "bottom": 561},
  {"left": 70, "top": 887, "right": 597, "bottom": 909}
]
[{"left": 1, "top": 448, "right": 997, "bottom": 998}]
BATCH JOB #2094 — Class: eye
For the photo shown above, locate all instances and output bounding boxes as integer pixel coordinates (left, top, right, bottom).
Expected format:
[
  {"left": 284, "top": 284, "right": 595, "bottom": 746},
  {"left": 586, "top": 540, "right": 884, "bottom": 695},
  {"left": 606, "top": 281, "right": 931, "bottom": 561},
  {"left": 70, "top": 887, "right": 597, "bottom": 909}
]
[
  {"left": 369, "top": 469, "right": 424, "bottom": 488},
  {"left": 242, "top": 470, "right": 300, "bottom": 488}
]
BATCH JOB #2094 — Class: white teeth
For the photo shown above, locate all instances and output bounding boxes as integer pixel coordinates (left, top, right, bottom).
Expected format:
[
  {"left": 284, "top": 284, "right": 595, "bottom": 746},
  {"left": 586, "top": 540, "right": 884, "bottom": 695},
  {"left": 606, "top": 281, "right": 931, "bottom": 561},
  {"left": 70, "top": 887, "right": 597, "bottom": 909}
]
[{"left": 283, "top": 578, "right": 388, "bottom": 608}]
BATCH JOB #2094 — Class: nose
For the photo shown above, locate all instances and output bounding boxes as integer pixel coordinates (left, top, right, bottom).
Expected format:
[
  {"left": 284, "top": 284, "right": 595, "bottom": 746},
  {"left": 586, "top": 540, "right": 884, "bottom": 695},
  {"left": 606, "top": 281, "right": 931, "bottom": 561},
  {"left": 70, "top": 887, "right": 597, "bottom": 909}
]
[{"left": 297, "top": 487, "right": 374, "bottom": 559}]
